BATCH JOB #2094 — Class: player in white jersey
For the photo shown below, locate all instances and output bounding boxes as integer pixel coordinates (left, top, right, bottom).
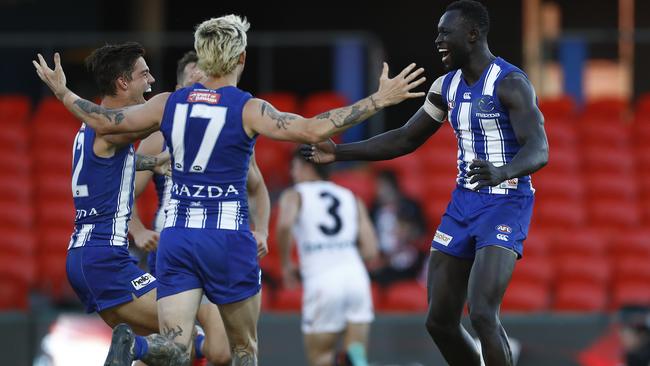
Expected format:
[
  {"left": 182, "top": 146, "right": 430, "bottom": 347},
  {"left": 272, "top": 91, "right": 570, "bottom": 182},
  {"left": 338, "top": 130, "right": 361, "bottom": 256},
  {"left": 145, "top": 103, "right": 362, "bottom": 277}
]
[
  {"left": 304, "top": 1, "right": 549, "bottom": 365},
  {"left": 129, "top": 50, "right": 270, "bottom": 365},
  {"left": 277, "top": 152, "right": 378, "bottom": 366},
  {"left": 34, "top": 14, "right": 426, "bottom": 365}
]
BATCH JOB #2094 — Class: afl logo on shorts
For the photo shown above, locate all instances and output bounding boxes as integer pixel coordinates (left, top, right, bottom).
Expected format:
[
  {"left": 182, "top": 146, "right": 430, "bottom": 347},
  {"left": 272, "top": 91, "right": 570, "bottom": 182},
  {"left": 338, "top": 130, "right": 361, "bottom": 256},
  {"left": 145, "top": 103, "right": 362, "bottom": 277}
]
[{"left": 495, "top": 224, "right": 512, "bottom": 234}]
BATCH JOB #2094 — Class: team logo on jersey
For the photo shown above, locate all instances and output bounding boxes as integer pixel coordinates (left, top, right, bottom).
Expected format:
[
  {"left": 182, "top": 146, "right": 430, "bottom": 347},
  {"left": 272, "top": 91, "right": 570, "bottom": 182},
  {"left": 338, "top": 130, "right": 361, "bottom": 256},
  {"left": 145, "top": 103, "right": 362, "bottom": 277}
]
[
  {"left": 478, "top": 96, "right": 495, "bottom": 112},
  {"left": 187, "top": 91, "right": 221, "bottom": 104},
  {"left": 131, "top": 273, "right": 156, "bottom": 291},
  {"left": 496, "top": 234, "right": 509, "bottom": 241},
  {"left": 463, "top": 92, "right": 472, "bottom": 100},
  {"left": 496, "top": 224, "right": 512, "bottom": 234},
  {"left": 433, "top": 230, "right": 453, "bottom": 246}
]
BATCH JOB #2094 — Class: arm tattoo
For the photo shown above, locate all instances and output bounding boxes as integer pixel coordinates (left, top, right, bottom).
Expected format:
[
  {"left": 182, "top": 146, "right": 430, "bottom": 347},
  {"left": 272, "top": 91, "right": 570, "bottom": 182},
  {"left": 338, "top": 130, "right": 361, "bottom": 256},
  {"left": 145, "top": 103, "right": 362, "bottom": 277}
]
[
  {"left": 260, "top": 101, "right": 297, "bottom": 130},
  {"left": 369, "top": 95, "right": 379, "bottom": 111},
  {"left": 135, "top": 154, "right": 157, "bottom": 171},
  {"left": 142, "top": 333, "right": 190, "bottom": 366},
  {"left": 232, "top": 340, "right": 257, "bottom": 366},
  {"left": 324, "top": 102, "right": 372, "bottom": 128},
  {"left": 73, "top": 99, "right": 125, "bottom": 125}
]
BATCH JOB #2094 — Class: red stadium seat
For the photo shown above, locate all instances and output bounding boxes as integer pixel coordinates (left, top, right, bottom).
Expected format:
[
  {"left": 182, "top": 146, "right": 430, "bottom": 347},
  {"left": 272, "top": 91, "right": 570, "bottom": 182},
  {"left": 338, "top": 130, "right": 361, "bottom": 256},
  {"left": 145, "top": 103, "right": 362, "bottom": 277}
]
[
  {"left": 522, "top": 230, "right": 549, "bottom": 258},
  {"left": 0, "top": 175, "right": 32, "bottom": 203},
  {"left": 35, "top": 173, "right": 72, "bottom": 201},
  {"left": 256, "top": 91, "right": 300, "bottom": 114},
  {"left": 0, "top": 253, "right": 36, "bottom": 285},
  {"left": 532, "top": 171, "right": 584, "bottom": 201},
  {"left": 553, "top": 281, "right": 608, "bottom": 312},
  {"left": 0, "top": 203, "right": 33, "bottom": 229},
  {"left": 510, "top": 257, "right": 554, "bottom": 286},
  {"left": 611, "top": 282, "right": 650, "bottom": 309},
  {"left": 253, "top": 137, "right": 293, "bottom": 190},
  {"left": 0, "top": 124, "right": 29, "bottom": 150},
  {"left": 36, "top": 198, "right": 75, "bottom": 227},
  {"left": 501, "top": 280, "right": 549, "bottom": 312},
  {"left": 587, "top": 199, "right": 641, "bottom": 229},
  {"left": 37, "top": 253, "right": 76, "bottom": 301},
  {"left": 417, "top": 144, "right": 458, "bottom": 170},
  {"left": 613, "top": 256, "right": 650, "bottom": 284},
  {"left": 383, "top": 281, "right": 427, "bottom": 312},
  {"left": 583, "top": 97, "right": 628, "bottom": 120},
  {"left": 33, "top": 147, "right": 73, "bottom": 176},
  {"left": 554, "top": 256, "right": 611, "bottom": 287},
  {"left": 0, "top": 228, "right": 36, "bottom": 256},
  {"left": 543, "top": 145, "right": 579, "bottom": 174},
  {"left": 544, "top": 118, "right": 577, "bottom": 148},
  {"left": 0, "top": 153, "right": 32, "bottom": 176},
  {"left": 548, "top": 227, "right": 607, "bottom": 259},
  {"left": 0, "top": 279, "right": 29, "bottom": 310},
  {"left": 607, "top": 229, "right": 650, "bottom": 258},
  {"left": 271, "top": 286, "right": 303, "bottom": 311},
  {"left": 578, "top": 121, "right": 630, "bottom": 148},
  {"left": 0, "top": 94, "right": 31, "bottom": 124},
  {"left": 534, "top": 198, "right": 586, "bottom": 228},
  {"left": 330, "top": 168, "right": 377, "bottom": 206},
  {"left": 584, "top": 172, "right": 638, "bottom": 201},
  {"left": 538, "top": 95, "right": 576, "bottom": 119},
  {"left": 581, "top": 146, "right": 635, "bottom": 175},
  {"left": 33, "top": 96, "right": 78, "bottom": 123},
  {"left": 301, "top": 92, "right": 349, "bottom": 118},
  {"left": 423, "top": 197, "right": 450, "bottom": 229},
  {"left": 39, "top": 227, "right": 73, "bottom": 253}
]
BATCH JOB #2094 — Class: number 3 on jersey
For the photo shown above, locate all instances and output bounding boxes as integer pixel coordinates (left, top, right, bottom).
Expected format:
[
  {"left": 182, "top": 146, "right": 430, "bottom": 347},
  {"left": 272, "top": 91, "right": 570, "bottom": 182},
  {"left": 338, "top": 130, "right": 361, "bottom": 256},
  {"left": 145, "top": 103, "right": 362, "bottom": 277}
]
[
  {"left": 171, "top": 103, "right": 227, "bottom": 173},
  {"left": 71, "top": 131, "right": 89, "bottom": 197}
]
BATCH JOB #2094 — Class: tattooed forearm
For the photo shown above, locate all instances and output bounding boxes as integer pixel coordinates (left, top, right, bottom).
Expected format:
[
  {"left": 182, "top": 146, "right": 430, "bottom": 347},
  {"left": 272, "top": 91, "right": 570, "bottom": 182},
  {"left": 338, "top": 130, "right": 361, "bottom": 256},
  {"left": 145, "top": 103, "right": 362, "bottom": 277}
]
[
  {"left": 324, "top": 102, "right": 372, "bottom": 128},
  {"left": 142, "top": 334, "right": 190, "bottom": 366},
  {"left": 135, "top": 154, "right": 157, "bottom": 171},
  {"left": 232, "top": 341, "right": 257, "bottom": 366},
  {"left": 72, "top": 99, "right": 125, "bottom": 125},
  {"left": 260, "top": 102, "right": 297, "bottom": 130}
]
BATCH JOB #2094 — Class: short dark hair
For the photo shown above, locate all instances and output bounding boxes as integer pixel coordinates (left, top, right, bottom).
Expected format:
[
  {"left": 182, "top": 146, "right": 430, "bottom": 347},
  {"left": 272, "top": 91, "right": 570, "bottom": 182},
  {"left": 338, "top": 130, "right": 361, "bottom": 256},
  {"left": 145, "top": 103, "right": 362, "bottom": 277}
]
[
  {"left": 176, "top": 51, "right": 199, "bottom": 85},
  {"left": 293, "top": 149, "right": 330, "bottom": 179},
  {"left": 85, "top": 42, "right": 145, "bottom": 97},
  {"left": 446, "top": 0, "right": 490, "bottom": 37}
]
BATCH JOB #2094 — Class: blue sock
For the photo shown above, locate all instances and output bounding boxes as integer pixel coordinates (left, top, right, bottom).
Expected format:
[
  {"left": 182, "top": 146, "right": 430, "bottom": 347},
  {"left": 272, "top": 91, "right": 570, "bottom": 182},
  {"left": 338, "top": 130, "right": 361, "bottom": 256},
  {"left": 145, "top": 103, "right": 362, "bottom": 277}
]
[
  {"left": 134, "top": 335, "right": 148, "bottom": 360},
  {"left": 194, "top": 333, "right": 205, "bottom": 359}
]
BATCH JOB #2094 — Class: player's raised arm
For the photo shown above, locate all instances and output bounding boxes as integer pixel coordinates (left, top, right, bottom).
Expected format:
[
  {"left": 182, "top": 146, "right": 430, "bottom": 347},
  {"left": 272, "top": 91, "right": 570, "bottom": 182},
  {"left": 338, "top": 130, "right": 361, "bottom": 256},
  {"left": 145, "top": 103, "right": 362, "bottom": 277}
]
[
  {"left": 33, "top": 53, "right": 167, "bottom": 135},
  {"left": 302, "top": 75, "right": 448, "bottom": 164},
  {"left": 243, "top": 62, "right": 426, "bottom": 144},
  {"left": 467, "top": 73, "right": 548, "bottom": 191}
]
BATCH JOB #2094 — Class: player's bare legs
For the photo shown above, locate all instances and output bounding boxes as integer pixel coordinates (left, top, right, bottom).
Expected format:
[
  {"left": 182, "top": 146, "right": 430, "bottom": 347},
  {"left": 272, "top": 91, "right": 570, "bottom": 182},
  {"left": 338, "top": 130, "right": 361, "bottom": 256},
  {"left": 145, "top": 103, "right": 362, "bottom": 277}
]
[
  {"left": 425, "top": 250, "right": 481, "bottom": 366},
  {"left": 156, "top": 288, "right": 203, "bottom": 365},
  {"left": 467, "top": 246, "right": 516, "bottom": 366},
  {"left": 343, "top": 322, "right": 371, "bottom": 365},
  {"left": 99, "top": 289, "right": 159, "bottom": 336},
  {"left": 304, "top": 332, "right": 339, "bottom": 366},
  {"left": 197, "top": 301, "right": 232, "bottom": 365},
  {"left": 218, "top": 292, "right": 261, "bottom": 365}
]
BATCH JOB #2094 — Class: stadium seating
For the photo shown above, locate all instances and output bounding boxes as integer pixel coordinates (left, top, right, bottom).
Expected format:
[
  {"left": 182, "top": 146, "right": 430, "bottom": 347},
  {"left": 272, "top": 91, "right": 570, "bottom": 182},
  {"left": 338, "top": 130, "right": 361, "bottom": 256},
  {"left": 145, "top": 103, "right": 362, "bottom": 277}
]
[
  {"left": 382, "top": 281, "right": 428, "bottom": 312},
  {"left": 300, "top": 91, "right": 349, "bottom": 118},
  {"left": 553, "top": 281, "right": 608, "bottom": 312}
]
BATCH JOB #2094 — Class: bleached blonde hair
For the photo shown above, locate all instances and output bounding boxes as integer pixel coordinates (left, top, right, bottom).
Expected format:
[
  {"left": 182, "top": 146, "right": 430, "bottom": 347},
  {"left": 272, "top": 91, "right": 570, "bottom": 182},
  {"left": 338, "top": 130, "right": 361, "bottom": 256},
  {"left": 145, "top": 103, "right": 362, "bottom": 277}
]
[{"left": 194, "top": 15, "right": 250, "bottom": 77}]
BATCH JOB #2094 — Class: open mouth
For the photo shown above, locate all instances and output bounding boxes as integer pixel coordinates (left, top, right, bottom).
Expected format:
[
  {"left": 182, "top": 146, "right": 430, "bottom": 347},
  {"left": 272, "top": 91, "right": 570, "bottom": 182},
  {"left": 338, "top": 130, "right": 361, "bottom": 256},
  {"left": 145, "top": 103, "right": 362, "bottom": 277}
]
[{"left": 438, "top": 48, "right": 450, "bottom": 64}]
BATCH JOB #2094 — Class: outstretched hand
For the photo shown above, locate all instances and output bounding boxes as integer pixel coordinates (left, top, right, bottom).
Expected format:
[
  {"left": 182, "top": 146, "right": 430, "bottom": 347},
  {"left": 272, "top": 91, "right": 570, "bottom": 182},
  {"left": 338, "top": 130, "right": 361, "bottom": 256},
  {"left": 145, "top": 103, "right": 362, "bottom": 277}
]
[
  {"left": 467, "top": 159, "right": 508, "bottom": 191},
  {"left": 32, "top": 53, "right": 69, "bottom": 100},
  {"left": 300, "top": 139, "right": 336, "bottom": 164},
  {"left": 373, "top": 62, "right": 427, "bottom": 108}
]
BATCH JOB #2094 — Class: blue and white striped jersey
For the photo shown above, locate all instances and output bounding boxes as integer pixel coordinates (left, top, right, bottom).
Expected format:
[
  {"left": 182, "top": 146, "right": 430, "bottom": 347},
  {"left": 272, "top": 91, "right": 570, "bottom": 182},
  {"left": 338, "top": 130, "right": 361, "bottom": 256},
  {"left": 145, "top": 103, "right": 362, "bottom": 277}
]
[
  {"left": 68, "top": 124, "right": 136, "bottom": 248},
  {"left": 159, "top": 84, "right": 255, "bottom": 230},
  {"left": 442, "top": 57, "right": 534, "bottom": 195}
]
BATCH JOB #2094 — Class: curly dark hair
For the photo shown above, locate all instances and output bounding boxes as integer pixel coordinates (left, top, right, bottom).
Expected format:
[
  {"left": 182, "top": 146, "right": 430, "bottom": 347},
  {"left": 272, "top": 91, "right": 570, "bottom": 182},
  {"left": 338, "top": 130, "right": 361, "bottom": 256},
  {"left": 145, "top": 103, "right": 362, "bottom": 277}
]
[{"left": 85, "top": 42, "right": 146, "bottom": 97}]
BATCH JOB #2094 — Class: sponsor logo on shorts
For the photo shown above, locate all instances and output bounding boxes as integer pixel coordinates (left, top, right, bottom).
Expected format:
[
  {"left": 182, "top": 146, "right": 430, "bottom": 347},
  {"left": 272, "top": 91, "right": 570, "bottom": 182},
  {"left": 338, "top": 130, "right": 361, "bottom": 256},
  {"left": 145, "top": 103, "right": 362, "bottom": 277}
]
[
  {"left": 433, "top": 230, "right": 453, "bottom": 246},
  {"left": 187, "top": 91, "right": 220, "bottom": 104},
  {"left": 498, "top": 178, "right": 518, "bottom": 190},
  {"left": 131, "top": 273, "right": 156, "bottom": 291},
  {"left": 496, "top": 234, "right": 509, "bottom": 241},
  {"left": 495, "top": 224, "right": 512, "bottom": 234}
]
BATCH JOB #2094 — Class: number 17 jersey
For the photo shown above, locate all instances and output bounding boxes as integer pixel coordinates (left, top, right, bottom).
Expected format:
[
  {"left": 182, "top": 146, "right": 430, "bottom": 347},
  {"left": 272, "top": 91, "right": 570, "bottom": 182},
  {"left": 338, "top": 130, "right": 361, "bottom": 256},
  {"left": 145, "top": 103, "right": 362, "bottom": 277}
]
[{"left": 159, "top": 84, "right": 255, "bottom": 230}]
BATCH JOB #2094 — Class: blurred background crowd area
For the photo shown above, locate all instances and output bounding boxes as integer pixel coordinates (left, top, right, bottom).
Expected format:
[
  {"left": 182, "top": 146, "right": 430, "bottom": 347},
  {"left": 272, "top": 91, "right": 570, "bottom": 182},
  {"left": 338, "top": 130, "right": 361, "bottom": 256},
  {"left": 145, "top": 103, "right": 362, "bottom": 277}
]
[{"left": 2, "top": 0, "right": 650, "bottom": 364}]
